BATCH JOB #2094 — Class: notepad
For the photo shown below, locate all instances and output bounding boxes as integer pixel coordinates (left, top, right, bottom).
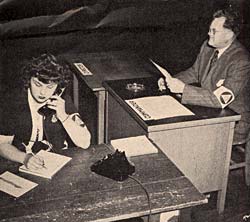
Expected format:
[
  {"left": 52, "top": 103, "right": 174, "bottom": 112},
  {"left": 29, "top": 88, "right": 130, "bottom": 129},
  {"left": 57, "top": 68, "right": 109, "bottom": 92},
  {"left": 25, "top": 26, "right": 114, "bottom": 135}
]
[
  {"left": 19, "top": 150, "right": 72, "bottom": 179},
  {"left": 0, "top": 171, "right": 38, "bottom": 197},
  {"left": 111, "top": 135, "right": 158, "bottom": 157},
  {"left": 126, "top": 95, "right": 194, "bottom": 120},
  {"left": 73, "top": 63, "right": 93, "bottom": 76}
]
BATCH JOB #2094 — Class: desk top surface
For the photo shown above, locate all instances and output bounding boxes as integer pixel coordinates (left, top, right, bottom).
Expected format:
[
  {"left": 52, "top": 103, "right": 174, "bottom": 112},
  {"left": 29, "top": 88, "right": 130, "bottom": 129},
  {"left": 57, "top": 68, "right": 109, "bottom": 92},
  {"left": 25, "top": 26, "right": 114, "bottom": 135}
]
[
  {"left": 0, "top": 145, "right": 206, "bottom": 222},
  {"left": 104, "top": 77, "right": 241, "bottom": 131},
  {"left": 63, "top": 51, "right": 154, "bottom": 91}
]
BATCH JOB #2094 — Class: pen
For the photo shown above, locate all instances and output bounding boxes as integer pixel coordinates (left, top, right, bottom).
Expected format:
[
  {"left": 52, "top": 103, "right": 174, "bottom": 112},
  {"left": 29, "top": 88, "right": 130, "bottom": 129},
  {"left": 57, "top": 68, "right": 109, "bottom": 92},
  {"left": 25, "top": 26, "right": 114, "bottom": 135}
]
[
  {"left": 42, "top": 162, "right": 47, "bottom": 170},
  {"left": 21, "top": 143, "right": 47, "bottom": 169},
  {"left": 30, "top": 152, "right": 47, "bottom": 170}
]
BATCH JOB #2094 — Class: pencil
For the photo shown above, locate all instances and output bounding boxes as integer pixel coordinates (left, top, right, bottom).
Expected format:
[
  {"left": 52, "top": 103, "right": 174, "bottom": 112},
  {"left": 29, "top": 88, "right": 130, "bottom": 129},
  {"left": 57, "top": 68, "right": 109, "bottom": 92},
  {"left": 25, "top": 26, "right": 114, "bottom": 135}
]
[{"left": 30, "top": 151, "right": 47, "bottom": 170}]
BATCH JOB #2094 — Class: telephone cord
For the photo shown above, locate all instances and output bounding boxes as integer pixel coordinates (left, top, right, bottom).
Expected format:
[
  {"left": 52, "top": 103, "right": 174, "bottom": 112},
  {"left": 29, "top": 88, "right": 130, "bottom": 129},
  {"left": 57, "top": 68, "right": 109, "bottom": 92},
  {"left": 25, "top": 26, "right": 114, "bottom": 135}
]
[{"left": 128, "top": 175, "right": 152, "bottom": 222}]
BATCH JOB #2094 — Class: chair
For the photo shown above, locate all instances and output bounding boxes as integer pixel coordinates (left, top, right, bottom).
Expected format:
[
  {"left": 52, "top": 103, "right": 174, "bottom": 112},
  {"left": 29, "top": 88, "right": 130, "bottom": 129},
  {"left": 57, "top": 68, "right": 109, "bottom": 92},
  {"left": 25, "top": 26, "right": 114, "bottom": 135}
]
[{"left": 230, "top": 133, "right": 250, "bottom": 186}]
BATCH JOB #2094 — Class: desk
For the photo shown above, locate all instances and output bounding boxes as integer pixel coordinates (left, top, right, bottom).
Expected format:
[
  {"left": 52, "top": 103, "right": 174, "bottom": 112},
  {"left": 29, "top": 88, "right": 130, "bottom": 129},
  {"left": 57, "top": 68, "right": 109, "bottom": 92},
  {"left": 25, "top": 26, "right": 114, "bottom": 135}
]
[
  {"left": 104, "top": 77, "right": 241, "bottom": 214},
  {"left": 0, "top": 145, "right": 206, "bottom": 222},
  {"left": 63, "top": 51, "right": 153, "bottom": 144}
]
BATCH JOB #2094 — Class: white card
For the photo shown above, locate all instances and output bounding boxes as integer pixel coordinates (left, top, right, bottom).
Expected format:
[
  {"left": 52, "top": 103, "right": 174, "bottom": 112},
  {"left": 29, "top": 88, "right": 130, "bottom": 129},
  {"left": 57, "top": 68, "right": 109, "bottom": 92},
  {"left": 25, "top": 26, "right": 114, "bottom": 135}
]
[
  {"left": 74, "top": 63, "right": 93, "bottom": 76},
  {"left": 0, "top": 171, "right": 38, "bottom": 198}
]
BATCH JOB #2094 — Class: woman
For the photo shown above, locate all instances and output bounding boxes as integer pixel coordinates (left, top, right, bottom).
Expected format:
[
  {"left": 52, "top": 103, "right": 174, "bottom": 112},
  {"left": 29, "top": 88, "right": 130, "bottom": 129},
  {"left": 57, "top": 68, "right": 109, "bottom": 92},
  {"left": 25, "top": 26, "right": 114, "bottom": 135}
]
[{"left": 0, "top": 53, "right": 91, "bottom": 170}]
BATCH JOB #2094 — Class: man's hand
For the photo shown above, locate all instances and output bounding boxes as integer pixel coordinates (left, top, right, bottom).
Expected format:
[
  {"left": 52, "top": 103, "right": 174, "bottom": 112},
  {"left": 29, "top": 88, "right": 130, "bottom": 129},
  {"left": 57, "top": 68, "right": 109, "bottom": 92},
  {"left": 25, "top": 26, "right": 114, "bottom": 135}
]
[
  {"left": 167, "top": 78, "right": 185, "bottom": 93},
  {"left": 158, "top": 77, "right": 167, "bottom": 91},
  {"left": 158, "top": 77, "right": 185, "bottom": 93}
]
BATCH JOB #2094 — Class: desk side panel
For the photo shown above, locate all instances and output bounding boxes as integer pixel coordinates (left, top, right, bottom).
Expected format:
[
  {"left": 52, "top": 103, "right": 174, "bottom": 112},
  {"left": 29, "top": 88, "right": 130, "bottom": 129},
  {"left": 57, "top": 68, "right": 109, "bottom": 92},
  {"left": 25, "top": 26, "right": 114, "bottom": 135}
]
[
  {"left": 149, "top": 122, "right": 233, "bottom": 193},
  {"left": 107, "top": 93, "right": 147, "bottom": 141},
  {"left": 77, "top": 78, "right": 98, "bottom": 144}
]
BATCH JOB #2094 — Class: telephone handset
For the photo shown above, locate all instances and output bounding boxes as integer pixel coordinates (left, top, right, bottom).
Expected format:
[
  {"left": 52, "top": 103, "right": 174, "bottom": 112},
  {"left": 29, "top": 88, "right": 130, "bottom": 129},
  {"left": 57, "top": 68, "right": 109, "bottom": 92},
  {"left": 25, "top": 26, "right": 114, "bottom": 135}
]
[
  {"left": 53, "top": 87, "right": 64, "bottom": 97},
  {"left": 38, "top": 87, "right": 65, "bottom": 117}
]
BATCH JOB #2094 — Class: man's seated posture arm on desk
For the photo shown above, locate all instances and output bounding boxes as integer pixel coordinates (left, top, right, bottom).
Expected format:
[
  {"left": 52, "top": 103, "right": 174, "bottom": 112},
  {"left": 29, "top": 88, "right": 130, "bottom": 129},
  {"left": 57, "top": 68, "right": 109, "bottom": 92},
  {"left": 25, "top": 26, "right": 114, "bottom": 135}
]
[
  {"left": 158, "top": 8, "right": 250, "bottom": 143},
  {"left": 0, "top": 53, "right": 91, "bottom": 170}
]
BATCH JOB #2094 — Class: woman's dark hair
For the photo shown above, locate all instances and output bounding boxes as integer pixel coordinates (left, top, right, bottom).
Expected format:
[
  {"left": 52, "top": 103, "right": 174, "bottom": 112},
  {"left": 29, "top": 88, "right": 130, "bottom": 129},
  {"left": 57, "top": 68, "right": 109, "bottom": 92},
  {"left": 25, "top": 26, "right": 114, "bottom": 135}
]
[
  {"left": 213, "top": 8, "right": 242, "bottom": 36},
  {"left": 22, "top": 53, "right": 72, "bottom": 90}
]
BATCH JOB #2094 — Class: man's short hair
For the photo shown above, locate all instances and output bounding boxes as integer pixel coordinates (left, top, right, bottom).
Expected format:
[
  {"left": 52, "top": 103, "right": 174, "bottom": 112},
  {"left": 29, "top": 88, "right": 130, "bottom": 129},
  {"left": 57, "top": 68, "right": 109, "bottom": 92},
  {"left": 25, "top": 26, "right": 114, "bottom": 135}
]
[
  {"left": 213, "top": 8, "right": 242, "bottom": 36},
  {"left": 22, "top": 53, "right": 72, "bottom": 90}
]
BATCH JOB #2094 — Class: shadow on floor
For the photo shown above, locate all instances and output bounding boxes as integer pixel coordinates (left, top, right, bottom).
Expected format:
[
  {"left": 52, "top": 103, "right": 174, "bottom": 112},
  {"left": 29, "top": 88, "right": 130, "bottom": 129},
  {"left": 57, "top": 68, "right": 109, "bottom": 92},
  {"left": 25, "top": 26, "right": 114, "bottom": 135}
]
[{"left": 192, "top": 169, "right": 250, "bottom": 222}]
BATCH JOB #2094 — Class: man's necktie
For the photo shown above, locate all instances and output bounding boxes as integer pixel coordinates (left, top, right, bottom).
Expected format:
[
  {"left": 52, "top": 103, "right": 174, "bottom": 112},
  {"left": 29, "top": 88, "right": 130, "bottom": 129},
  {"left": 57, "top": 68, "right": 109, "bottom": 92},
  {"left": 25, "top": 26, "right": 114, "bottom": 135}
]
[{"left": 207, "top": 50, "right": 219, "bottom": 74}]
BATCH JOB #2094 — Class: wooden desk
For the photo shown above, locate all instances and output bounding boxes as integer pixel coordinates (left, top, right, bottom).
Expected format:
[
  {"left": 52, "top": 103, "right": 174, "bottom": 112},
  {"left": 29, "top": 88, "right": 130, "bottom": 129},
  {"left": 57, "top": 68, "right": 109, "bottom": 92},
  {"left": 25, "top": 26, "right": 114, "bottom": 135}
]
[
  {"left": 0, "top": 145, "right": 206, "bottom": 222},
  {"left": 104, "top": 77, "right": 241, "bottom": 214},
  {"left": 63, "top": 51, "right": 153, "bottom": 144}
]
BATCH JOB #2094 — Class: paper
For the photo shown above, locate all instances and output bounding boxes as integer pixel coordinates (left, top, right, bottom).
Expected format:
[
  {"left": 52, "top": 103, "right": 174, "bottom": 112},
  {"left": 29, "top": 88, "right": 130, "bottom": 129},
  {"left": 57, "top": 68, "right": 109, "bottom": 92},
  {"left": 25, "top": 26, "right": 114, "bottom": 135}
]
[
  {"left": 0, "top": 171, "right": 38, "bottom": 198},
  {"left": 126, "top": 95, "right": 194, "bottom": 120},
  {"left": 150, "top": 59, "right": 172, "bottom": 81},
  {"left": 111, "top": 135, "right": 158, "bottom": 157},
  {"left": 73, "top": 63, "right": 93, "bottom": 76},
  {"left": 19, "top": 150, "right": 72, "bottom": 179}
]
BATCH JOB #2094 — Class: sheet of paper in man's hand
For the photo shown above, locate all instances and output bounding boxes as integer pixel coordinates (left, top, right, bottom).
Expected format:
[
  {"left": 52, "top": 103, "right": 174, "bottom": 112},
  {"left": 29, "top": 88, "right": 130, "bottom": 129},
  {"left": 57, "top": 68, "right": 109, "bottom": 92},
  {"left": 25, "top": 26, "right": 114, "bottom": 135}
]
[
  {"left": 150, "top": 59, "right": 172, "bottom": 81},
  {"left": 0, "top": 171, "right": 38, "bottom": 197}
]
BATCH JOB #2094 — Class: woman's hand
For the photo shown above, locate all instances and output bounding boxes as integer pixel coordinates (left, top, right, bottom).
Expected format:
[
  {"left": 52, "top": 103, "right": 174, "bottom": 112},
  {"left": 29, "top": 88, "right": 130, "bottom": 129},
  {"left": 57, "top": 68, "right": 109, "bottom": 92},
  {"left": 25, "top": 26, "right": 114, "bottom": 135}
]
[
  {"left": 23, "top": 153, "right": 45, "bottom": 170},
  {"left": 46, "top": 95, "right": 68, "bottom": 122}
]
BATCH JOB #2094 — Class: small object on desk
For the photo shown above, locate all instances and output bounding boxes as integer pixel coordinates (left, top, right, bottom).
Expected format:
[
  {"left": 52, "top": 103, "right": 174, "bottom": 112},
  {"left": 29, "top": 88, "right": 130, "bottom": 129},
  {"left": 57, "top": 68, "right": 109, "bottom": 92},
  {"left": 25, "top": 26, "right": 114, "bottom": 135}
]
[
  {"left": 19, "top": 150, "right": 72, "bottom": 179},
  {"left": 90, "top": 149, "right": 135, "bottom": 181},
  {"left": 111, "top": 135, "right": 158, "bottom": 157},
  {"left": 126, "top": 83, "right": 145, "bottom": 93},
  {"left": 0, "top": 171, "right": 38, "bottom": 198},
  {"left": 73, "top": 63, "right": 93, "bottom": 76}
]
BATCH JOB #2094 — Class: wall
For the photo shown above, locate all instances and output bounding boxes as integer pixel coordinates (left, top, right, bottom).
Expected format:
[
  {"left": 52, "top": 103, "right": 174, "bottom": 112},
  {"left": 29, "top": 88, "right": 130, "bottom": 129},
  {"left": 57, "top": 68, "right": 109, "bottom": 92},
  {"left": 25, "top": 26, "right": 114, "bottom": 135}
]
[{"left": 0, "top": 0, "right": 227, "bottom": 93}]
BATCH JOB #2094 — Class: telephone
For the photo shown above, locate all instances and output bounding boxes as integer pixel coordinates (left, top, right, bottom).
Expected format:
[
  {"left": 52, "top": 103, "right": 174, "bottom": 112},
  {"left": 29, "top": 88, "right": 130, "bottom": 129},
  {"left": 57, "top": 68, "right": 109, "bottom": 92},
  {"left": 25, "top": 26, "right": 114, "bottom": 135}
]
[
  {"left": 54, "top": 87, "right": 64, "bottom": 96},
  {"left": 90, "top": 149, "right": 135, "bottom": 181},
  {"left": 38, "top": 87, "right": 64, "bottom": 117}
]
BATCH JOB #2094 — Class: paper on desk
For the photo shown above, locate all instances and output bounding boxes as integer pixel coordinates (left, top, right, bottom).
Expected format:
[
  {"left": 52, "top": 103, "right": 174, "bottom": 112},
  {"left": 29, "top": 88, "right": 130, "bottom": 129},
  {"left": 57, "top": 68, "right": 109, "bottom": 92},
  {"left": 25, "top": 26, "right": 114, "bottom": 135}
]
[
  {"left": 73, "top": 63, "right": 93, "bottom": 76},
  {"left": 126, "top": 95, "right": 194, "bottom": 120},
  {"left": 150, "top": 59, "right": 172, "bottom": 81},
  {"left": 19, "top": 150, "right": 72, "bottom": 179},
  {"left": 111, "top": 135, "right": 158, "bottom": 157},
  {"left": 0, "top": 171, "right": 38, "bottom": 198}
]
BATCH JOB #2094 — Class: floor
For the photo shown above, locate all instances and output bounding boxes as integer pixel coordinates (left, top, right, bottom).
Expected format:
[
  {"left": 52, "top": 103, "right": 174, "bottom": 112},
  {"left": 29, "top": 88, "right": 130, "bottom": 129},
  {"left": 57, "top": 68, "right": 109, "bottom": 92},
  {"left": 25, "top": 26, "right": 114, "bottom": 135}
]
[{"left": 192, "top": 168, "right": 250, "bottom": 222}]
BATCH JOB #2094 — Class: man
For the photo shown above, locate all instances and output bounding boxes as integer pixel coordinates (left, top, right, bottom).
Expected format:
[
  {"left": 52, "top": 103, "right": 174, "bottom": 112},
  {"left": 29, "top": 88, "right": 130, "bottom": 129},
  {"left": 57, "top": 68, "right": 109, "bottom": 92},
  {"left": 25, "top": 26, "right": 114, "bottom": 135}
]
[
  {"left": 0, "top": 53, "right": 91, "bottom": 170},
  {"left": 158, "top": 9, "right": 250, "bottom": 143}
]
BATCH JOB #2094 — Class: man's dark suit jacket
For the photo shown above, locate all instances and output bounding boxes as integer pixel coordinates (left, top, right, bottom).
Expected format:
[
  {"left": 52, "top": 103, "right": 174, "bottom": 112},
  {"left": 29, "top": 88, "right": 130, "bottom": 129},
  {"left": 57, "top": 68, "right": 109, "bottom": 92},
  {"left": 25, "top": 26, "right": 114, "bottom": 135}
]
[{"left": 175, "top": 39, "right": 250, "bottom": 143}]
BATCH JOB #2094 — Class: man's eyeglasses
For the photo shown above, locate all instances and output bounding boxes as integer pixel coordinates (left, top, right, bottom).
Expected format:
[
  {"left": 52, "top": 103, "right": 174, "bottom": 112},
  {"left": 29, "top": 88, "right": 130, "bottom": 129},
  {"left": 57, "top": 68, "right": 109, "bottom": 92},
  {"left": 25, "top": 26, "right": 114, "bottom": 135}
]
[{"left": 208, "top": 29, "right": 225, "bottom": 35}]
